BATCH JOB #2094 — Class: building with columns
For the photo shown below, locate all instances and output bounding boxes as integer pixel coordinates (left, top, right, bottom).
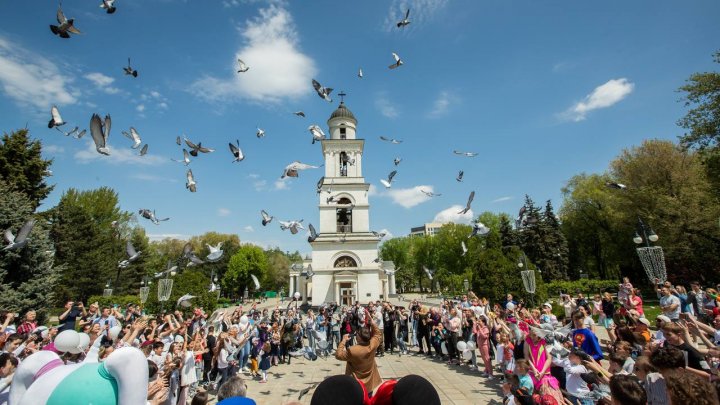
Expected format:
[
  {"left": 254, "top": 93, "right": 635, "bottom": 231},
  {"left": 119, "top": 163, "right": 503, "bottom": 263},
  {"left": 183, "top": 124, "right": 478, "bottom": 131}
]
[{"left": 288, "top": 100, "right": 396, "bottom": 306}]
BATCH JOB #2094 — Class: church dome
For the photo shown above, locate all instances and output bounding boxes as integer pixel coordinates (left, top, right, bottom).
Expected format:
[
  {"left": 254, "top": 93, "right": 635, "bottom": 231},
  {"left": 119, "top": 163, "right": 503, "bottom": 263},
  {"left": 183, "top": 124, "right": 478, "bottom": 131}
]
[{"left": 329, "top": 102, "right": 356, "bottom": 121}]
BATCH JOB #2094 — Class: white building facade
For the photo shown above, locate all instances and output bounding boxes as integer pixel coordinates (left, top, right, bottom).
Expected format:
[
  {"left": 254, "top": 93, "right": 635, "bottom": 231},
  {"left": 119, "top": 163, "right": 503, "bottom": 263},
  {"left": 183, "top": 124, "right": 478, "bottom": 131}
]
[{"left": 288, "top": 102, "right": 396, "bottom": 306}]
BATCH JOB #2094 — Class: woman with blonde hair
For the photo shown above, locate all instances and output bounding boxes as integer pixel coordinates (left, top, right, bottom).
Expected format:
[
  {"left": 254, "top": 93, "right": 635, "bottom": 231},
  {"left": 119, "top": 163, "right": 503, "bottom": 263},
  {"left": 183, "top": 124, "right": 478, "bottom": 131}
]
[{"left": 601, "top": 292, "right": 617, "bottom": 343}]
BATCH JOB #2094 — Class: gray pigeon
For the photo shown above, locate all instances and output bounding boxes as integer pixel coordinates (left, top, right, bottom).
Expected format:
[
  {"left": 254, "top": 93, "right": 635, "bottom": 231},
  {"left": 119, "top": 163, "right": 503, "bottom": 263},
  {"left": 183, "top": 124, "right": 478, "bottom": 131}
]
[
  {"left": 138, "top": 209, "right": 169, "bottom": 225},
  {"left": 420, "top": 189, "right": 441, "bottom": 197},
  {"left": 312, "top": 79, "right": 333, "bottom": 102},
  {"left": 469, "top": 221, "right": 490, "bottom": 238},
  {"left": 89, "top": 113, "right": 111, "bottom": 155},
  {"left": 281, "top": 161, "right": 318, "bottom": 179},
  {"left": 388, "top": 52, "right": 404, "bottom": 70},
  {"left": 379, "top": 136, "right": 402, "bottom": 144},
  {"left": 279, "top": 220, "right": 304, "bottom": 235},
  {"left": 260, "top": 210, "right": 273, "bottom": 226},
  {"left": 458, "top": 191, "right": 475, "bottom": 215},
  {"left": 184, "top": 137, "right": 214, "bottom": 157},
  {"left": 3, "top": 219, "right": 35, "bottom": 250},
  {"left": 293, "top": 111, "right": 305, "bottom": 117},
  {"left": 186, "top": 169, "right": 196, "bottom": 192},
  {"left": 118, "top": 240, "right": 141, "bottom": 268},
  {"left": 172, "top": 149, "right": 191, "bottom": 166},
  {"left": 50, "top": 5, "right": 81, "bottom": 38},
  {"left": 55, "top": 126, "right": 85, "bottom": 139},
  {"left": 456, "top": 170, "right": 464, "bottom": 182},
  {"left": 307, "top": 224, "right": 318, "bottom": 243},
  {"left": 139, "top": 144, "right": 148, "bottom": 156},
  {"left": 396, "top": 8, "right": 411, "bottom": 28},
  {"left": 48, "top": 106, "right": 65, "bottom": 128},
  {"left": 393, "top": 157, "right": 402, "bottom": 166},
  {"left": 229, "top": 140, "right": 244, "bottom": 162},
  {"left": 380, "top": 170, "right": 397, "bottom": 188},
  {"left": 453, "top": 150, "right": 478, "bottom": 157},
  {"left": 122, "top": 127, "right": 142, "bottom": 148},
  {"left": 237, "top": 59, "right": 249, "bottom": 73},
  {"left": 99, "top": 0, "right": 116, "bottom": 14},
  {"left": 123, "top": 57, "right": 138, "bottom": 77}
]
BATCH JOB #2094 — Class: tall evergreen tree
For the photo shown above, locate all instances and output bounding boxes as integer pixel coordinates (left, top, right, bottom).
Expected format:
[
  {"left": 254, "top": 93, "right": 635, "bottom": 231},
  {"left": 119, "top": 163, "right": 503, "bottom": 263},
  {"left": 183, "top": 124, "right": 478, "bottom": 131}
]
[
  {"left": 499, "top": 213, "right": 519, "bottom": 252},
  {"left": 0, "top": 129, "right": 54, "bottom": 210},
  {"left": 539, "top": 200, "right": 569, "bottom": 281}
]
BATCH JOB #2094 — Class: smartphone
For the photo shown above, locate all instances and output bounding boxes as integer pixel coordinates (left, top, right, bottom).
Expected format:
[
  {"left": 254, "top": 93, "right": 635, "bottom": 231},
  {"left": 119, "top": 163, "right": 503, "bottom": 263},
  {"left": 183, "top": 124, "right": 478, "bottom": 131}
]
[{"left": 680, "top": 313, "right": 690, "bottom": 321}]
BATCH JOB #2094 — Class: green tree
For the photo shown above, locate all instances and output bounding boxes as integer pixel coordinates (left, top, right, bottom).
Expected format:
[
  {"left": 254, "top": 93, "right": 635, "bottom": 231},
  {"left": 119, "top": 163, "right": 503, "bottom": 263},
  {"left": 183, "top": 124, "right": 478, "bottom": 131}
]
[
  {"left": 380, "top": 237, "right": 414, "bottom": 292},
  {"left": 0, "top": 181, "right": 59, "bottom": 321},
  {"left": 265, "top": 248, "right": 290, "bottom": 290},
  {"left": 0, "top": 129, "right": 53, "bottom": 210},
  {"left": 223, "top": 245, "right": 268, "bottom": 297}
]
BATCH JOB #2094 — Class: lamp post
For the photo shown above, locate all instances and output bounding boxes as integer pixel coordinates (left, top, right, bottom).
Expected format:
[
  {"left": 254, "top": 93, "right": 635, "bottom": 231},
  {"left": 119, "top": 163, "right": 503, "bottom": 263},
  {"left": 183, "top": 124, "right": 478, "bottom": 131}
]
[
  {"left": 139, "top": 277, "right": 151, "bottom": 308},
  {"left": 293, "top": 291, "right": 301, "bottom": 311},
  {"left": 518, "top": 253, "right": 536, "bottom": 306},
  {"left": 633, "top": 216, "right": 666, "bottom": 283},
  {"left": 103, "top": 280, "right": 113, "bottom": 297},
  {"left": 463, "top": 278, "right": 469, "bottom": 293},
  {"left": 158, "top": 268, "right": 175, "bottom": 314},
  {"left": 243, "top": 286, "right": 249, "bottom": 302}
]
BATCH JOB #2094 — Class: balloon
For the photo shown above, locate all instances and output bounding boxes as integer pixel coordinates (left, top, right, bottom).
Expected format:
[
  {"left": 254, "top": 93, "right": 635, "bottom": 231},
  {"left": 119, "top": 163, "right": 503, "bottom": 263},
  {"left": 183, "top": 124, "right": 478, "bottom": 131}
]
[
  {"left": 54, "top": 330, "right": 80, "bottom": 353},
  {"left": 441, "top": 342, "right": 448, "bottom": 355},
  {"left": 456, "top": 341, "right": 467, "bottom": 352},
  {"left": 294, "top": 292, "right": 301, "bottom": 300},
  {"left": 506, "top": 303, "right": 516, "bottom": 311},
  {"left": 109, "top": 326, "right": 122, "bottom": 340},
  {"left": 240, "top": 315, "right": 249, "bottom": 326},
  {"left": 77, "top": 333, "right": 91, "bottom": 350},
  {"left": 466, "top": 341, "right": 476, "bottom": 351},
  {"left": 462, "top": 350, "right": 473, "bottom": 361}
]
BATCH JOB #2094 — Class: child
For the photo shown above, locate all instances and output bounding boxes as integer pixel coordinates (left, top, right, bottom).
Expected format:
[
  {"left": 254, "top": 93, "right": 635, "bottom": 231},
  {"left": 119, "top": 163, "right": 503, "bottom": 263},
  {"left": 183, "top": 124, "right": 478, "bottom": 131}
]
[
  {"left": 562, "top": 348, "right": 593, "bottom": 405},
  {"left": 514, "top": 359, "right": 534, "bottom": 396},
  {"left": 618, "top": 277, "right": 633, "bottom": 305},
  {"left": 259, "top": 341, "right": 272, "bottom": 383},
  {"left": 148, "top": 341, "right": 168, "bottom": 372},
  {"left": 249, "top": 337, "right": 260, "bottom": 378},
  {"left": 498, "top": 332, "right": 515, "bottom": 376}
]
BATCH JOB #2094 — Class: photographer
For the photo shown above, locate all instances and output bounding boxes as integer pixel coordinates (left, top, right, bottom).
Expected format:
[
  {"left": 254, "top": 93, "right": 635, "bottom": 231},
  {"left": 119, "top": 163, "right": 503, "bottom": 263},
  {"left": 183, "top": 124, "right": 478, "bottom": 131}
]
[
  {"left": 335, "top": 308, "right": 382, "bottom": 393},
  {"left": 58, "top": 300, "right": 86, "bottom": 332}
]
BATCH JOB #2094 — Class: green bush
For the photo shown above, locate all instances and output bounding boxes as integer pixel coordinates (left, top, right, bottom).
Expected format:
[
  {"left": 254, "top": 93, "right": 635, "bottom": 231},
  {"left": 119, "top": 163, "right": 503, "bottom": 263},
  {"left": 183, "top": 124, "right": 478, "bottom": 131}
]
[
  {"left": 86, "top": 295, "right": 142, "bottom": 309},
  {"left": 544, "top": 279, "right": 619, "bottom": 297}
]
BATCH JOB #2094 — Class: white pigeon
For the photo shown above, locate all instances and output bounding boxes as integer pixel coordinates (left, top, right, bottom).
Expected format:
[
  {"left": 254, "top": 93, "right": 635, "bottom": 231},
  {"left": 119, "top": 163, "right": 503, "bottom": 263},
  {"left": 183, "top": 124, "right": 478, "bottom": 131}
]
[
  {"left": 461, "top": 241, "right": 468, "bottom": 256},
  {"left": 606, "top": 182, "right": 627, "bottom": 190},
  {"left": 48, "top": 106, "right": 65, "bottom": 128},
  {"left": 421, "top": 189, "right": 441, "bottom": 197},
  {"left": 206, "top": 242, "right": 224, "bottom": 262},
  {"left": 3, "top": 219, "right": 35, "bottom": 250},
  {"left": 380, "top": 170, "right": 397, "bottom": 188},
  {"left": 228, "top": 140, "right": 244, "bottom": 162},
  {"left": 186, "top": 169, "right": 197, "bottom": 192},
  {"left": 250, "top": 274, "right": 261, "bottom": 290},
  {"left": 358, "top": 68, "right": 363, "bottom": 79},
  {"left": 388, "top": 52, "right": 403, "bottom": 70},
  {"left": 281, "top": 161, "right": 319, "bottom": 179},
  {"left": 172, "top": 149, "right": 191, "bottom": 166},
  {"left": 312, "top": 79, "right": 333, "bottom": 102},
  {"left": 308, "top": 125, "right": 325, "bottom": 144},
  {"left": 458, "top": 191, "right": 475, "bottom": 215},
  {"left": 396, "top": 8, "right": 411, "bottom": 28},
  {"left": 469, "top": 221, "right": 490, "bottom": 238},
  {"left": 176, "top": 294, "right": 195, "bottom": 308},
  {"left": 279, "top": 220, "right": 304, "bottom": 235},
  {"left": 122, "top": 127, "right": 142, "bottom": 149},
  {"left": 55, "top": 126, "right": 85, "bottom": 139},
  {"left": 256, "top": 127, "right": 265, "bottom": 138},
  {"left": 260, "top": 210, "right": 273, "bottom": 226},
  {"left": 89, "top": 113, "right": 111, "bottom": 156},
  {"left": 237, "top": 59, "right": 249, "bottom": 73},
  {"left": 453, "top": 150, "right": 478, "bottom": 157},
  {"left": 379, "top": 136, "right": 402, "bottom": 144},
  {"left": 423, "top": 266, "right": 435, "bottom": 280},
  {"left": 99, "top": 0, "right": 116, "bottom": 14}
]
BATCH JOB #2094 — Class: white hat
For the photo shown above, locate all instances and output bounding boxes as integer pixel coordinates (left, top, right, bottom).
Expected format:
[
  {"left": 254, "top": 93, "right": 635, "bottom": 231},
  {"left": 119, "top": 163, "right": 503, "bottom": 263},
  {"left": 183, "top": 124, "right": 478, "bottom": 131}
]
[
  {"left": 542, "top": 302, "right": 552, "bottom": 310},
  {"left": 174, "top": 335, "right": 185, "bottom": 343},
  {"left": 637, "top": 318, "right": 651, "bottom": 326}
]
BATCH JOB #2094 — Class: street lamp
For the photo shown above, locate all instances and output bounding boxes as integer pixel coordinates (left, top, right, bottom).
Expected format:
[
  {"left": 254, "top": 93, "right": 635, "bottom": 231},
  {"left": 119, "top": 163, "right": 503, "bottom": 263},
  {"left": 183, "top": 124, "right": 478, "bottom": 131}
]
[
  {"left": 634, "top": 216, "right": 666, "bottom": 283},
  {"left": 103, "top": 280, "right": 113, "bottom": 297},
  {"left": 158, "top": 275, "right": 174, "bottom": 314},
  {"left": 243, "top": 286, "right": 249, "bottom": 302},
  {"left": 518, "top": 253, "right": 536, "bottom": 306},
  {"left": 463, "top": 278, "right": 469, "bottom": 292},
  {"left": 139, "top": 277, "right": 151, "bottom": 305}
]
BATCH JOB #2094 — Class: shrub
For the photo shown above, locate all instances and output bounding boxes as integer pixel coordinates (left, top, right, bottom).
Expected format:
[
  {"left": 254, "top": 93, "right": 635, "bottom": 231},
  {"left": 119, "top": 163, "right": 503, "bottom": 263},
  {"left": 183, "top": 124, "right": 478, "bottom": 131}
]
[{"left": 544, "top": 279, "right": 619, "bottom": 297}]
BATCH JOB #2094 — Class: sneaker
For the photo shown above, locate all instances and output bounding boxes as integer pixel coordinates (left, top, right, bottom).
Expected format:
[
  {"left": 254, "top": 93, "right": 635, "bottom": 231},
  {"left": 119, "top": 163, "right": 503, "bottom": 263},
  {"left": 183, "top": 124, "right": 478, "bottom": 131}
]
[
  {"left": 259, "top": 380, "right": 267, "bottom": 384},
  {"left": 480, "top": 372, "right": 490, "bottom": 378}
]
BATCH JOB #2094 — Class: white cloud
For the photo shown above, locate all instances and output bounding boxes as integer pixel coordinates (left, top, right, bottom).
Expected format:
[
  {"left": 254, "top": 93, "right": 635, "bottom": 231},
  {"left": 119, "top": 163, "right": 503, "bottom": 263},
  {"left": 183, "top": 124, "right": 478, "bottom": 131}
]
[
  {"left": 562, "top": 78, "right": 634, "bottom": 122},
  {"left": 150, "top": 91, "right": 161, "bottom": 98},
  {"left": 74, "top": 139, "right": 166, "bottom": 166},
  {"left": 274, "top": 178, "right": 289, "bottom": 190},
  {"left": 247, "top": 173, "right": 260, "bottom": 179},
  {"left": 429, "top": 91, "right": 450, "bottom": 117},
  {"left": 190, "top": 5, "right": 317, "bottom": 103},
  {"left": 378, "top": 228, "right": 394, "bottom": 239},
  {"left": 375, "top": 96, "right": 399, "bottom": 118},
  {"left": 433, "top": 205, "right": 474, "bottom": 224},
  {"left": 43, "top": 144, "right": 65, "bottom": 154},
  {"left": 0, "top": 36, "right": 79, "bottom": 110},
  {"left": 368, "top": 184, "right": 379, "bottom": 197},
  {"left": 84, "top": 72, "right": 120, "bottom": 94},
  {"left": 491, "top": 196, "right": 513, "bottom": 203},
  {"left": 131, "top": 173, "right": 178, "bottom": 183},
  {"left": 243, "top": 225, "right": 255, "bottom": 232},
  {"left": 377, "top": 185, "right": 432, "bottom": 208},
  {"left": 384, "top": 0, "right": 449, "bottom": 31},
  {"left": 136, "top": 104, "right": 146, "bottom": 112},
  {"left": 148, "top": 233, "right": 190, "bottom": 242},
  {"left": 253, "top": 179, "right": 268, "bottom": 191},
  {"left": 218, "top": 208, "right": 231, "bottom": 217}
]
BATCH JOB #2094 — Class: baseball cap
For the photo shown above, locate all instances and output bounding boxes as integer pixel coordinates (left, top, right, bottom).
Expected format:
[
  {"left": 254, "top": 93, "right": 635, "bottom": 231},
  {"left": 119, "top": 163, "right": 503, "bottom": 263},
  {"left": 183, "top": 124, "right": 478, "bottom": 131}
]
[
  {"left": 656, "top": 315, "right": 671, "bottom": 323},
  {"left": 542, "top": 302, "right": 552, "bottom": 310},
  {"left": 637, "top": 318, "right": 650, "bottom": 326}
]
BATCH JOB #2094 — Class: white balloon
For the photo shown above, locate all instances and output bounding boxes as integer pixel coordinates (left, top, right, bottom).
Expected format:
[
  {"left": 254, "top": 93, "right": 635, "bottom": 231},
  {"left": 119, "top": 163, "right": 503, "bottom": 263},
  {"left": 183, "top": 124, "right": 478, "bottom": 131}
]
[
  {"left": 506, "top": 302, "right": 516, "bottom": 311},
  {"left": 109, "top": 325, "right": 122, "bottom": 340},
  {"left": 294, "top": 292, "right": 301, "bottom": 300},
  {"left": 466, "top": 341, "right": 476, "bottom": 351},
  {"left": 240, "top": 315, "right": 249, "bottom": 326},
  {"left": 441, "top": 342, "right": 448, "bottom": 355},
  {"left": 456, "top": 341, "right": 467, "bottom": 352},
  {"left": 54, "top": 330, "right": 80, "bottom": 353},
  {"left": 462, "top": 350, "right": 473, "bottom": 361},
  {"left": 77, "top": 333, "right": 91, "bottom": 350}
]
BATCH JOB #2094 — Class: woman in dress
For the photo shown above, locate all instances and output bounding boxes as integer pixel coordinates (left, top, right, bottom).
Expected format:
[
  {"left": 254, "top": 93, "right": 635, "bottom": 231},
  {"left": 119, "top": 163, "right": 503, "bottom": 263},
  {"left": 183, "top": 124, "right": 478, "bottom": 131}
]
[{"left": 523, "top": 328, "right": 564, "bottom": 403}]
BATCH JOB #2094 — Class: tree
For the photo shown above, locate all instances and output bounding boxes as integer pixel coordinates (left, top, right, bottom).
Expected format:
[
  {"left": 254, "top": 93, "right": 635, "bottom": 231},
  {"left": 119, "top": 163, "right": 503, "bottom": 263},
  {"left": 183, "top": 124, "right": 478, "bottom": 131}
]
[
  {"left": 537, "top": 200, "right": 569, "bottom": 281},
  {"left": 0, "top": 181, "right": 59, "bottom": 321},
  {"left": 0, "top": 129, "right": 53, "bottom": 210},
  {"left": 265, "top": 248, "right": 290, "bottom": 290},
  {"left": 223, "top": 245, "right": 268, "bottom": 297}
]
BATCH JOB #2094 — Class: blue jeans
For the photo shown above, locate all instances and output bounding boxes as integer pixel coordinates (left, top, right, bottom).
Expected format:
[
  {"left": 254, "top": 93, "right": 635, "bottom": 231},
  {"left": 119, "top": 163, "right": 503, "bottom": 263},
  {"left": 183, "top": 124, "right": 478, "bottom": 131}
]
[
  {"left": 411, "top": 320, "right": 419, "bottom": 346},
  {"left": 240, "top": 341, "right": 251, "bottom": 368},
  {"left": 329, "top": 330, "right": 341, "bottom": 349},
  {"left": 397, "top": 330, "right": 408, "bottom": 352},
  {"left": 217, "top": 367, "right": 230, "bottom": 388},
  {"left": 569, "top": 396, "right": 593, "bottom": 405},
  {"left": 307, "top": 328, "right": 316, "bottom": 351}
]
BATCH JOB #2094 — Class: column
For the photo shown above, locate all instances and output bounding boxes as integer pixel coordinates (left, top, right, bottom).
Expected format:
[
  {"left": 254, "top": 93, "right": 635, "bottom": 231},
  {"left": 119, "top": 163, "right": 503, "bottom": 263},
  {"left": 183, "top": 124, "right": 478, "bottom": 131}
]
[
  {"left": 389, "top": 274, "right": 396, "bottom": 295},
  {"left": 289, "top": 276, "right": 295, "bottom": 296},
  {"left": 335, "top": 282, "right": 340, "bottom": 305}
]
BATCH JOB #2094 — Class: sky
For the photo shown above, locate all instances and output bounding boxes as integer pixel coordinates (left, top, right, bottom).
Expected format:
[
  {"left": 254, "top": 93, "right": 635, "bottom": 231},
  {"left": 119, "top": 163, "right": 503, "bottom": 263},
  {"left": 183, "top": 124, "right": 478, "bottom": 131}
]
[{"left": 0, "top": 0, "right": 718, "bottom": 255}]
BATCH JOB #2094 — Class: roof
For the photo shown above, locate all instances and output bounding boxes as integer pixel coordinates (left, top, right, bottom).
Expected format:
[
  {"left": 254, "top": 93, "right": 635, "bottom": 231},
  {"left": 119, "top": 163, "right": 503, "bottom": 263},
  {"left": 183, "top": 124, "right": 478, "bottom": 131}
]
[{"left": 329, "top": 102, "right": 356, "bottom": 121}]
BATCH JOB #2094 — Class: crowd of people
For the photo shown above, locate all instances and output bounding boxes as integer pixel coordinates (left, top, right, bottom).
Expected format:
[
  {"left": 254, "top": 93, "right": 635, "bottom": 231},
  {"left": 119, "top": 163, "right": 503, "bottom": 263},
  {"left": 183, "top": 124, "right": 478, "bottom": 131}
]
[{"left": 3, "top": 276, "right": 720, "bottom": 404}]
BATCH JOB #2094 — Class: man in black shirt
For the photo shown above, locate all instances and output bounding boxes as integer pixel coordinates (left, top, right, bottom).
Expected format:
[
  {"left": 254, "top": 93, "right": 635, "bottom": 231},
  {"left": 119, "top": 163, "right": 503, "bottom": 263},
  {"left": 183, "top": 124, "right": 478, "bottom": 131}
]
[
  {"left": 203, "top": 326, "right": 217, "bottom": 383},
  {"left": 58, "top": 300, "right": 86, "bottom": 332}
]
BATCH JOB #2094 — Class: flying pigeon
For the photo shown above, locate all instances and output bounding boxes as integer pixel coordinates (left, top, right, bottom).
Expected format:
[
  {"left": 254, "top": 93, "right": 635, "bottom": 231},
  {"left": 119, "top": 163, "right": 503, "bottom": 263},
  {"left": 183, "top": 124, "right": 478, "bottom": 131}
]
[
  {"left": 138, "top": 209, "right": 169, "bottom": 225},
  {"left": 326, "top": 195, "right": 337, "bottom": 204},
  {"left": 312, "top": 79, "right": 333, "bottom": 102},
  {"left": 423, "top": 266, "right": 435, "bottom": 280},
  {"left": 303, "top": 264, "right": 315, "bottom": 279},
  {"left": 206, "top": 242, "right": 224, "bottom": 262},
  {"left": 388, "top": 52, "right": 404, "bottom": 70},
  {"left": 279, "top": 220, "right": 304, "bottom": 235},
  {"left": 154, "top": 261, "right": 177, "bottom": 278},
  {"left": 293, "top": 111, "right": 305, "bottom": 117},
  {"left": 420, "top": 189, "right": 441, "bottom": 197},
  {"left": 518, "top": 206, "right": 527, "bottom": 220},
  {"left": 118, "top": 240, "right": 141, "bottom": 268},
  {"left": 396, "top": 8, "right": 411, "bottom": 28},
  {"left": 461, "top": 241, "right": 468, "bottom": 256},
  {"left": 3, "top": 219, "right": 35, "bottom": 250},
  {"left": 380, "top": 170, "right": 397, "bottom": 188},
  {"left": 458, "top": 191, "right": 475, "bottom": 215},
  {"left": 186, "top": 255, "right": 205, "bottom": 267},
  {"left": 99, "top": 0, "right": 116, "bottom": 14},
  {"left": 186, "top": 169, "right": 196, "bottom": 192},
  {"left": 237, "top": 59, "right": 249, "bottom": 73},
  {"left": 606, "top": 182, "right": 627, "bottom": 190},
  {"left": 175, "top": 136, "right": 181, "bottom": 146},
  {"left": 122, "top": 127, "right": 142, "bottom": 148},
  {"left": 172, "top": 149, "right": 191, "bottom": 165},
  {"left": 250, "top": 274, "right": 261, "bottom": 290},
  {"left": 281, "top": 161, "right": 319, "bottom": 179},
  {"left": 371, "top": 231, "right": 387, "bottom": 239},
  {"left": 123, "top": 58, "right": 138, "bottom": 77},
  {"left": 456, "top": 170, "right": 464, "bottom": 182},
  {"left": 184, "top": 137, "right": 214, "bottom": 157},
  {"left": 453, "top": 150, "right": 478, "bottom": 157},
  {"left": 182, "top": 243, "right": 204, "bottom": 267},
  {"left": 55, "top": 126, "right": 85, "bottom": 139},
  {"left": 229, "top": 140, "right": 244, "bottom": 162},
  {"left": 256, "top": 127, "right": 265, "bottom": 138},
  {"left": 139, "top": 144, "right": 148, "bottom": 156},
  {"left": 379, "top": 136, "right": 402, "bottom": 144},
  {"left": 307, "top": 224, "right": 318, "bottom": 243},
  {"left": 89, "top": 113, "right": 111, "bottom": 156},
  {"left": 260, "top": 210, "right": 273, "bottom": 226},
  {"left": 176, "top": 294, "right": 195, "bottom": 308},
  {"left": 469, "top": 221, "right": 490, "bottom": 238},
  {"left": 48, "top": 106, "right": 65, "bottom": 128},
  {"left": 393, "top": 157, "right": 402, "bottom": 166},
  {"left": 308, "top": 125, "right": 325, "bottom": 144},
  {"left": 358, "top": 68, "right": 363, "bottom": 79},
  {"left": 50, "top": 5, "right": 81, "bottom": 38}
]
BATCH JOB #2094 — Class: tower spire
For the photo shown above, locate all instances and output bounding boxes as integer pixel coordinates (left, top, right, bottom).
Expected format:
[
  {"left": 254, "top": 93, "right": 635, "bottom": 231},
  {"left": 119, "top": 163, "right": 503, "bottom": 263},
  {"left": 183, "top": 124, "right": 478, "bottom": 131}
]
[{"left": 338, "top": 91, "right": 347, "bottom": 103}]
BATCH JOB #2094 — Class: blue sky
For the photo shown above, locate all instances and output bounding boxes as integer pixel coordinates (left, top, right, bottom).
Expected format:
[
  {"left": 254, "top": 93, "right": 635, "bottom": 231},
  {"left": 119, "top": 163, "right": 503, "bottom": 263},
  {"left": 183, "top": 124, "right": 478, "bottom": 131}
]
[{"left": 0, "top": 0, "right": 718, "bottom": 254}]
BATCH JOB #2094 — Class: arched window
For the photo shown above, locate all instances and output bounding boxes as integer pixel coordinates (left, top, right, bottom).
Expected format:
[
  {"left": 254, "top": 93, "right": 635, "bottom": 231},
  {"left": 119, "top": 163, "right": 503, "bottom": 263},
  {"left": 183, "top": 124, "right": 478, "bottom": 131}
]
[
  {"left": 336, "top": 198, "right": 353, "bottom": 233},
  {"left": 339, "top": 152, "right": 348, "bottom": 176},
  {"left": 334, "top": 256, "right": 357, "bottom": 268}
]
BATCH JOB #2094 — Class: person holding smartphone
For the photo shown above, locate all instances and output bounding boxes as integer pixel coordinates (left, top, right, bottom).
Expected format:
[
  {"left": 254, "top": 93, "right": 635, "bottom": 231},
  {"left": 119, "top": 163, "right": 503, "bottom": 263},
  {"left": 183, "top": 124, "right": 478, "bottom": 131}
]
[
  {"left": 58, "top": 300, "right": 86, "bottom": 332},
  {"left": 92, "top": 306, "right": 118, "bottom": 336},
  {"left": 335, "top": 308, "right": 382, "bottom": 394}
]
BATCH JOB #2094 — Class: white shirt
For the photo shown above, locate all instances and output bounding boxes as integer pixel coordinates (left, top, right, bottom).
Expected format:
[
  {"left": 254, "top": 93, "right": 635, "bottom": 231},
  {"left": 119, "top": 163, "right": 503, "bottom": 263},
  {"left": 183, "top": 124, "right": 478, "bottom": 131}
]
[
  {"left": 217, "top": 348, "right": 229, "bottom": 369},
  {"left": 180, "top": 351, "right": 197, "bottom": 386},
  {"left": 561, "top": 359, "right": 591, "bottom": 397},
  {"left": 470, "top": 305, "right": 487, "bottom": 319},
  {"left": 148, "top": 352, "right": 168, "bottom": 371}
]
